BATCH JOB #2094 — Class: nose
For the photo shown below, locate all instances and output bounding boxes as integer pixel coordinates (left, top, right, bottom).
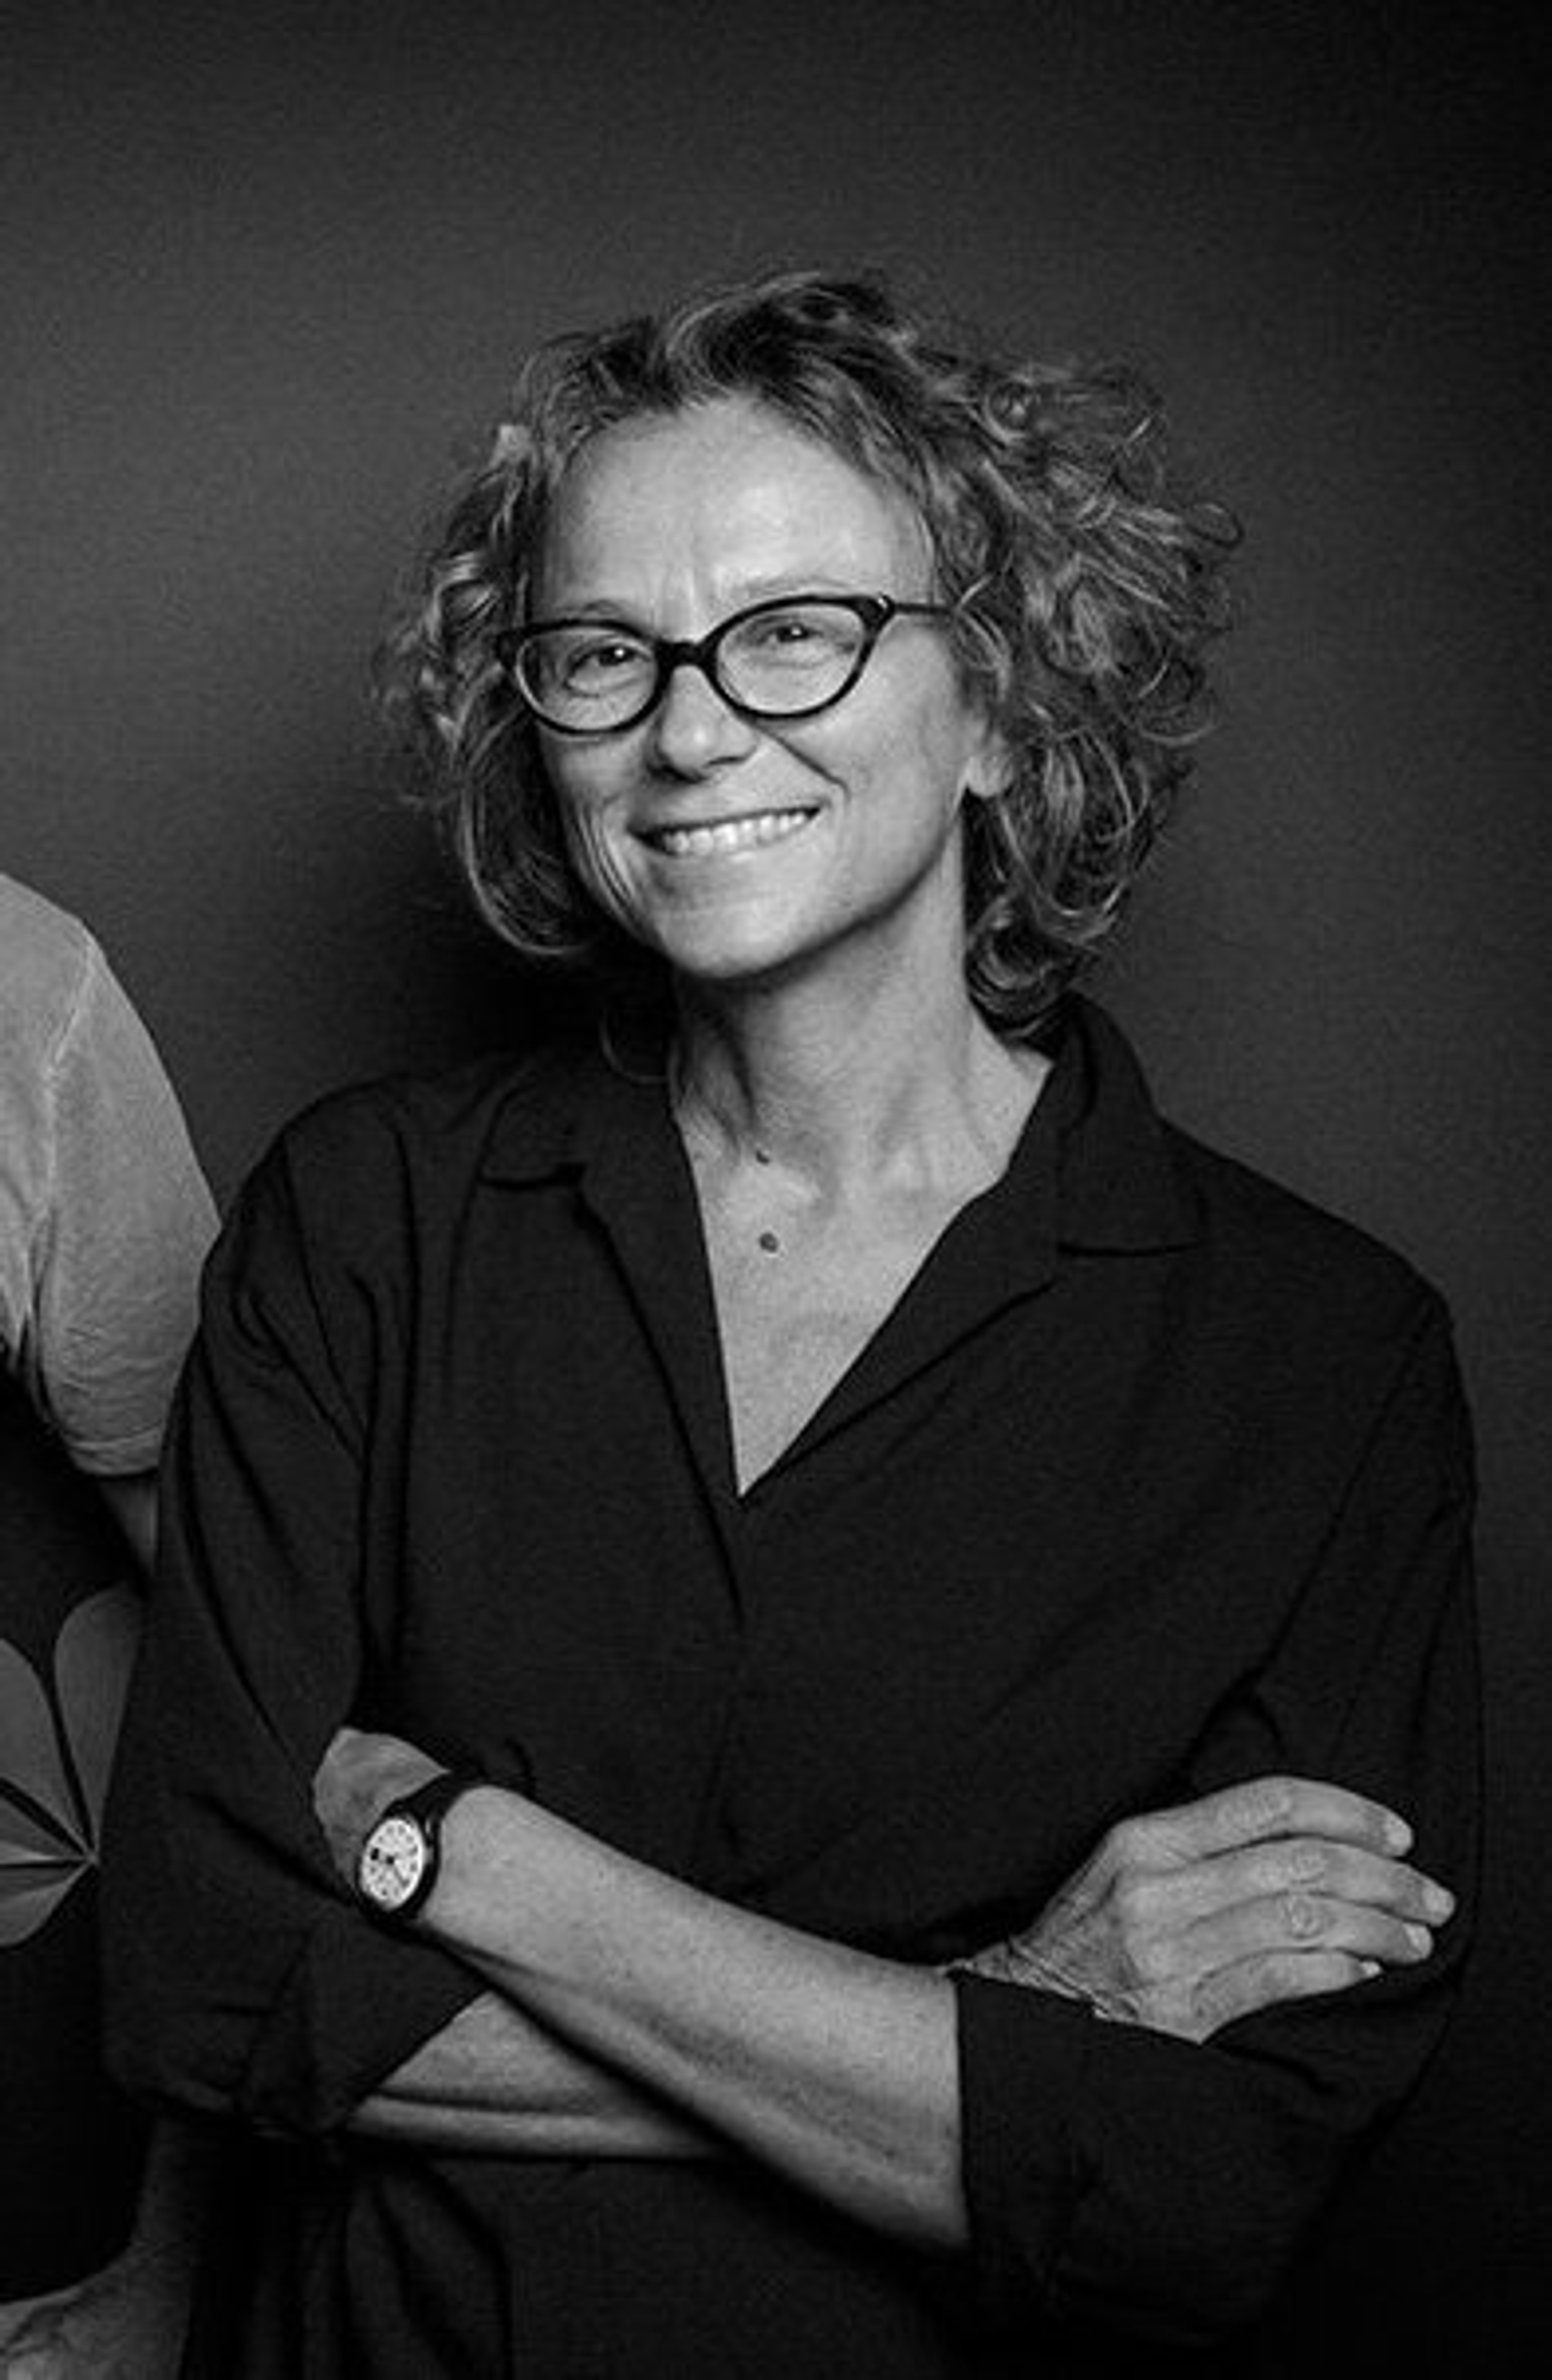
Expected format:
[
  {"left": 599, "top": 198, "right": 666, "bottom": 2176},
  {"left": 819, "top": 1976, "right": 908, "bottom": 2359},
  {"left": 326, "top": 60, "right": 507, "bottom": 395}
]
[{"left": 645, "top": 656, "right": 759, "bottom": 775}]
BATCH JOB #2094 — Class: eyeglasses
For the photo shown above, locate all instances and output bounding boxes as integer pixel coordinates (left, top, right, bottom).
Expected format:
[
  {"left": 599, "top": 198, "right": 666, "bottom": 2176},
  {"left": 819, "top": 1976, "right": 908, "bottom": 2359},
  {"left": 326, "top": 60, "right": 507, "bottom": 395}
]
[{"left": 505, "top": 592, "right": 953, "bottom": 736}]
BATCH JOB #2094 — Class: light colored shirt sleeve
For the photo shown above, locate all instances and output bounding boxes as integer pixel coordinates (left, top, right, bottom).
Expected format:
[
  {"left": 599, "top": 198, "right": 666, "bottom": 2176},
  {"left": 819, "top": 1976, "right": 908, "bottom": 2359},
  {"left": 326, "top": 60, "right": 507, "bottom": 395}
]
[{"left": 1, "top": 925, "right": 217, "bottom": 1474}]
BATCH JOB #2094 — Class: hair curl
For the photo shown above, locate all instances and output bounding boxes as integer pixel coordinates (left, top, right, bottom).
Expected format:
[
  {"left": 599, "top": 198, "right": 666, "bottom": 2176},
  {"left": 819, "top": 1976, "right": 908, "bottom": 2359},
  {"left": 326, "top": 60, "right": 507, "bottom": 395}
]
[{"left": 383, "top": 267, "right": 1238, "bottom": 1036}]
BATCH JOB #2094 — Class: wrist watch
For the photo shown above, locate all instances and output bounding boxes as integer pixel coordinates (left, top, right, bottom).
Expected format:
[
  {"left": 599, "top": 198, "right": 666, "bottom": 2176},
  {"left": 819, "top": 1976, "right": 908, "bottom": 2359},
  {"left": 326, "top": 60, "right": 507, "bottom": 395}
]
[{"left": 355, "top": 1771, "right": 479, "bottom": 1921}]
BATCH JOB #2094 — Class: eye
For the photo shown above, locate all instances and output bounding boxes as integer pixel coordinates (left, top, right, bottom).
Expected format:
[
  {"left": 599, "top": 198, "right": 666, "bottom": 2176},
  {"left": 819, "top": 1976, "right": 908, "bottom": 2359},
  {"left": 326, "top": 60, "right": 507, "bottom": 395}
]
[
  {"left": 559, "top": 633, "right": 652, "bottom": 690},
  {"left": 732, "top": 604, "right": 859, "bottom": 669},
  {"left": 754, "top": 614, "right": 821, "bottom": 647}
]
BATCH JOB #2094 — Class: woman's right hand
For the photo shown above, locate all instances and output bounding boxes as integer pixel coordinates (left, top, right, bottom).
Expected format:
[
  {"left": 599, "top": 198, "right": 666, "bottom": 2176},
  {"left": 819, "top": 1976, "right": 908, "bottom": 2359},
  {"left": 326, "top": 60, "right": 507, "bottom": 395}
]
[{"left": 955, "top": 1776, "right": 1454, "bottom": 2043}]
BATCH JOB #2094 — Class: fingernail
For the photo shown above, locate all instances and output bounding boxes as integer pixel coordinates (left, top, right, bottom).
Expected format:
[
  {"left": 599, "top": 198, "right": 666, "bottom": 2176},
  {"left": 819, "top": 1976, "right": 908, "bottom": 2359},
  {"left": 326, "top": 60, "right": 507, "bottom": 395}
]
[
  {"left": 1422, "top": 1884, "right": 1454, "bottom": 1921},
  {"left": 1384, "top": 1813, "right": 1413, "bottom": 1853},
  {"left": 1406, "top": 1924, "right": 1432, "bottom": 1956}
]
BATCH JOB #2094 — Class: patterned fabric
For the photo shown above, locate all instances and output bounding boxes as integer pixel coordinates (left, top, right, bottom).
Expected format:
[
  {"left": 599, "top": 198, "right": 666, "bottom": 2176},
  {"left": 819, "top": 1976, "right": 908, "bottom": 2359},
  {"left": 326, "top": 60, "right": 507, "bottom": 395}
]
[
  {"left": 0, "top": 1366, "right": 146, "bottom": 2294},
  {"left": 1, "top": 874, "right": 215, "bottom": 2294}
]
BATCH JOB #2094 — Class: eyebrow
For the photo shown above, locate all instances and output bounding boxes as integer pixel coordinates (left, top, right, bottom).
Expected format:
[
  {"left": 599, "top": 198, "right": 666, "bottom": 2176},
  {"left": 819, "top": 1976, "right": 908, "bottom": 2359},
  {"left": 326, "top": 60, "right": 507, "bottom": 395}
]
[
  {"left": 530, "top": 573, "right": 893, "bottom": 625},
  {"left": 528, "top": 600, "right": 646, "bottom": 624}
]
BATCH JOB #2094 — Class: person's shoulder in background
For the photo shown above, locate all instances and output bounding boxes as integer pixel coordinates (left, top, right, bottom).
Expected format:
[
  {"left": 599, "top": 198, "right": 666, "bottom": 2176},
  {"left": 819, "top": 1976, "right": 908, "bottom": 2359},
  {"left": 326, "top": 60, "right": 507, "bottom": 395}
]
[
  {"left": 0, "top": 869, "right": 217, "bottom": 1473},
  {"left": 0, "top": 869, "right": 98, "bottom": 1068}
]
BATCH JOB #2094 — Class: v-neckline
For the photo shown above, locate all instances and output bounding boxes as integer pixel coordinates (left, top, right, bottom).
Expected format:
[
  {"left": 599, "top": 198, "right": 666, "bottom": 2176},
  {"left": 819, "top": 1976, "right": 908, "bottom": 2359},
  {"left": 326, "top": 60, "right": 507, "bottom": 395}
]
[
  {"left": 687, "top": 1069, "right": 1063, "bottom": 1504},
  {"left": 571, "top": 1031, "right": 1074, "bottom": 1517}
]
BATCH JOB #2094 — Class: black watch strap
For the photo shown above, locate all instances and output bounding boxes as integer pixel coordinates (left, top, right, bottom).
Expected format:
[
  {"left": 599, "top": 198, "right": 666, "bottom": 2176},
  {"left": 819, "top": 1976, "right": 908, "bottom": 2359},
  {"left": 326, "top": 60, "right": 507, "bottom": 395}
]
[{"left": 394, "top": 1768, "right": 479, "bottom": 1840}]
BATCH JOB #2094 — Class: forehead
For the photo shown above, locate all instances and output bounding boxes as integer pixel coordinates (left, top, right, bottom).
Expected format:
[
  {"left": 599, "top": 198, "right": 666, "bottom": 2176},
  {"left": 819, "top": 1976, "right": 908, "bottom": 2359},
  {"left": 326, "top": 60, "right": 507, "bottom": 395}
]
[{"left": 537, "top": 396, "right": 929, "bottom": 603}]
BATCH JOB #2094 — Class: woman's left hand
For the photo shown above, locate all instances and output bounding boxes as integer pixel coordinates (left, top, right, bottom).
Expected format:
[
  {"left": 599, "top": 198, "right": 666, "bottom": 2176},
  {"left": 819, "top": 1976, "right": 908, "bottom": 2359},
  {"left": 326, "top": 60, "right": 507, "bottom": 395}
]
[
  {"left": 311, "top": 1726, "right": 446, "bottom": 1884},
  {"left": 953, "top": 1774, "right": 1448, "bottom": 2043}
]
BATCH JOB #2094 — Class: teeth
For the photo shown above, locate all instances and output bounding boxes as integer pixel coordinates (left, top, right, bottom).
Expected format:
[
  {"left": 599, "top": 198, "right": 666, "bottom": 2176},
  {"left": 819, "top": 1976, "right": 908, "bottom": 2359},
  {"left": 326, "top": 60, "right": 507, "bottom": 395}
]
[{"left": 652, "top": 810, "right": 814, "bottom": 859}]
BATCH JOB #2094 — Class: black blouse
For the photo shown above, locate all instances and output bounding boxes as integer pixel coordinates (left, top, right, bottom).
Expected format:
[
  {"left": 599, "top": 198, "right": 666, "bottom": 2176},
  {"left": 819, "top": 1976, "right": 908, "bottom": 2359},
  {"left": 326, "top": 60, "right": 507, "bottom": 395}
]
[{"left": 102, "top": 1000, "right": 1479, "bottom": 2377}]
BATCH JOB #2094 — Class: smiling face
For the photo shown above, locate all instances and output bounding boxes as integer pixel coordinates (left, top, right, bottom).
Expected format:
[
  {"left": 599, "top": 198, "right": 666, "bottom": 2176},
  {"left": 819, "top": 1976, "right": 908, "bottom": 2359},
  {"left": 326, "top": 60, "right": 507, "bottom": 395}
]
[{"left": 531, "top": 397, "right": 1007, "bottom": 1004}]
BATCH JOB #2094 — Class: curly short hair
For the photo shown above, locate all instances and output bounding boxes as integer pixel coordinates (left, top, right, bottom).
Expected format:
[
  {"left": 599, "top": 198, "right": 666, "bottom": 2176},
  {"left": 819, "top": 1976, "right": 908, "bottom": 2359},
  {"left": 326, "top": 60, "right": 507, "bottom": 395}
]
[{"left": 384, "top": 268, "right": 1237, "bottom": 1036}]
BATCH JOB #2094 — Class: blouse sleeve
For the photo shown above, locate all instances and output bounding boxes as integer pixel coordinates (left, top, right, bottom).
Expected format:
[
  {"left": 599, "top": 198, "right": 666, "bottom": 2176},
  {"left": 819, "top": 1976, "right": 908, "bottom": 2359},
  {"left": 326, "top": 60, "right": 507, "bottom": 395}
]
[
  {"left": 15, "top": 935, "right": 216, "bottom": 1473},
  {"left": 953, "top": 1297, "right": 1481, "bottom": 2347},
  {"left": 101, "top": 1105, "right": 481, "bottom": 2139}
]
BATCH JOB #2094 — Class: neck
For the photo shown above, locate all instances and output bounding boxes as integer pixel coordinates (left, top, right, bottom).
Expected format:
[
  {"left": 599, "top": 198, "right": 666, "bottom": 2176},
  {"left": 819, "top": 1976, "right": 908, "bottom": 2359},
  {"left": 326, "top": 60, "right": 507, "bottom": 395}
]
[{"left": 670, "top": 964, "right": 1047, "bottom": 1199}]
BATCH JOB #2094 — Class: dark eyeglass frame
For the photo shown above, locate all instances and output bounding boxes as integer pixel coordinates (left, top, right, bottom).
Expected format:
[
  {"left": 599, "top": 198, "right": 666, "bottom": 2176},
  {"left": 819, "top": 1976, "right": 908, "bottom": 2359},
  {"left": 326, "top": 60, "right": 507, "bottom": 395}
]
[{"left": 503, "top": 591, "right": 953, "bottom": 737}]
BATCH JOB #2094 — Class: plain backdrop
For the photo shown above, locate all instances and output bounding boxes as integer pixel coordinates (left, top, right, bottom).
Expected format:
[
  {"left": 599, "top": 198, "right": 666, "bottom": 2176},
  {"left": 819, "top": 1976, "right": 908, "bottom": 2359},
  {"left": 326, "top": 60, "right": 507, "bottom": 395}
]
[{"left": 4, "top": 3, "right": 1547, "bottom": 2363}]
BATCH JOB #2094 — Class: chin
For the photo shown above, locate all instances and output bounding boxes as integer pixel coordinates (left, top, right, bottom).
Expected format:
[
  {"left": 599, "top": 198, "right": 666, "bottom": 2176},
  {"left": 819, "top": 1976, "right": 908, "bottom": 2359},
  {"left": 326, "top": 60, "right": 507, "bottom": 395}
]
[
  {"left": 659, "top": 933, "right": 806, "bottom": 994},
  {"left": 631, "top": 896, "right": 816, "bottom": 989}
]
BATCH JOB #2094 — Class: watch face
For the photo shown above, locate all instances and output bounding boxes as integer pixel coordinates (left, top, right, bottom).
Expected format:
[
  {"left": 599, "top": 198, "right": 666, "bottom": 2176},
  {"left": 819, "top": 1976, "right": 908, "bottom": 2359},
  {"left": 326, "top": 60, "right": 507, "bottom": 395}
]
[{"left": 358, "top": 1812, "right": 430, "bottom": 1913}]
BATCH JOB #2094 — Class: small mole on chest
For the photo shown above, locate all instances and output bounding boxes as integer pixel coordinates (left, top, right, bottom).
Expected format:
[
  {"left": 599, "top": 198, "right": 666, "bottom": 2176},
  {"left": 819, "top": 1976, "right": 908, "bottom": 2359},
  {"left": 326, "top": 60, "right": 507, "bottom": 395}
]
[{"left": 750, "top": 1148, "right": 778, "bottom": 1249}]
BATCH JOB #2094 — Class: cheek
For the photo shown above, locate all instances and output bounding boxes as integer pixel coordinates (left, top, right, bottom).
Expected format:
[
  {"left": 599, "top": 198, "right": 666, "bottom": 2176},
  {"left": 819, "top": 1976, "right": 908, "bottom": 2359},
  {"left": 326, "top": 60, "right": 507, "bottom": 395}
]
[
  {"left": 548, "top": 773, "right": 640, "bottom": 916},
  {"left": 543, "top": 753, "right": 602, "bottom": 855},
  {"left": 844, "top": 666, "right": 987, "bottom": 799},
  {"left": 856, "top": 709, "right": 982, "bottom": 829},
  {"left": 794, "top": 699, "right": 965, "bottom": 808}
]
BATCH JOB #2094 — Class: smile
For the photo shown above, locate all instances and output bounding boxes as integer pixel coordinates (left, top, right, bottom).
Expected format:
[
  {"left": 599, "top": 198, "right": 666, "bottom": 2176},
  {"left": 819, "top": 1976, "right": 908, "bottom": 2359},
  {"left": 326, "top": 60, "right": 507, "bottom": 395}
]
[{"left": 644, "top": 809, "right": 818, "bottom": 860}]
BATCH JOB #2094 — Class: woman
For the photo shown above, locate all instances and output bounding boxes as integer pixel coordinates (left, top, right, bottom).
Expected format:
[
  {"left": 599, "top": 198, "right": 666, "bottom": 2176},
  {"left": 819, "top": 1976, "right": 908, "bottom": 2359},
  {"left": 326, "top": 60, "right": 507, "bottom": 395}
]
[{"left": 103, "top": 271, "right": 1477, "bottom": 2376}]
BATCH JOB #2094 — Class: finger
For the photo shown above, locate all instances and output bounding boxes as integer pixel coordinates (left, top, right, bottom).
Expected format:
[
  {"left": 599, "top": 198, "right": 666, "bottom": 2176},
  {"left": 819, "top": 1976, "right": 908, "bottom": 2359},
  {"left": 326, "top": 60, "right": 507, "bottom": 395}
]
[
  {"left": 1191, "top": 1948, "right": 1386, "bottom": 2040},
  {"left": 1131, "top": 1776, "right": 1413, "bottom": 1868},
  {"left": 1156, "top": 1840, "right": 1454, "bottom": 1930},
  {"left": 1165, "top": 1892, "right": 1435, "bottom": 1987}
]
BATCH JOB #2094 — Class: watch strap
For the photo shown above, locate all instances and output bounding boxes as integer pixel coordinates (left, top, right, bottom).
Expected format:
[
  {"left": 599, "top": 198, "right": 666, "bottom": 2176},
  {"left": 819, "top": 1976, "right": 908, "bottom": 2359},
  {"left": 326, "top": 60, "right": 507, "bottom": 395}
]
[{"left": 390, "top": 1768, "right": 480, "bottom": 1841}]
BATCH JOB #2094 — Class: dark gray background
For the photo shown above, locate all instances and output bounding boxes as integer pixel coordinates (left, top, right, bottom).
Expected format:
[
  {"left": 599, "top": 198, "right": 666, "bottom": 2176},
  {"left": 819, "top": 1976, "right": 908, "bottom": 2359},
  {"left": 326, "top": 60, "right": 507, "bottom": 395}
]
[{"left": 4, "top": 4, "right": 1546, "bottom": 2361}]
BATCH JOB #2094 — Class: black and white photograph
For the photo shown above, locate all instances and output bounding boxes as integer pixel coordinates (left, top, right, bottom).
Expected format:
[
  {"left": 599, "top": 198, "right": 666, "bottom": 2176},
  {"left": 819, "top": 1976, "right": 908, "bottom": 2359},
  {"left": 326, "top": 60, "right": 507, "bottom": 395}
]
[{"left": 2, "top": 6, "right": 1546, "bottom": 2372}]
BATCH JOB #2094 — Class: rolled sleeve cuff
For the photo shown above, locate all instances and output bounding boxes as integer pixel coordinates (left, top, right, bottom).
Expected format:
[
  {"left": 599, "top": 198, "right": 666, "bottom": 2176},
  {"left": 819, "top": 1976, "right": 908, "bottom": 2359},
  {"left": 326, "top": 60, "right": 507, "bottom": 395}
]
[
  {"left": 238, "top": 1900, "right": 481, "bottom": 2140},
  {"left": 954, "top": 1969, "right": 1093, "bottom": 2328},
  {"left": 956, "top": 1969, "right": 1366, "bottom": 2348}
]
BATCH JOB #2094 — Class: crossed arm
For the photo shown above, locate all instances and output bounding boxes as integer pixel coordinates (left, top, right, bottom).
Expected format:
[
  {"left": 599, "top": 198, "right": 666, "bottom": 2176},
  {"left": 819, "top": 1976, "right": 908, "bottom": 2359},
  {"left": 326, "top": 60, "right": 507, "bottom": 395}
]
[
  {"left": 318, "top": 1733, "right": 1453, "bottom": 2250},
  {"left": 101, "top": 1135, "right": 1477, "bottom": 2331}
]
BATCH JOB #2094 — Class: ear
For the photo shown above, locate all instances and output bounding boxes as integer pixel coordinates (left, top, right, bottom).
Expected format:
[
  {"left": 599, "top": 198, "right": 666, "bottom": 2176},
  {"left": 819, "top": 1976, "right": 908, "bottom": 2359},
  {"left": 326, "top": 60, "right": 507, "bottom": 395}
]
[{"left": 962, "top": 713, "right": 1015, "bottom": 805}]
